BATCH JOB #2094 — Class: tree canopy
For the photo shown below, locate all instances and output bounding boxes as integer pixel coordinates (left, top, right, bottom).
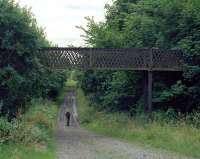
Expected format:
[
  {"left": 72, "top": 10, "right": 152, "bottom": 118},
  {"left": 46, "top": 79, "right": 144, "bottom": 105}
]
[
  {"left": 79, "top": 0, "right": 200, "bottom": 114},
  {"left": 0, "top": 0, "right": 66, "bottom": 118}
]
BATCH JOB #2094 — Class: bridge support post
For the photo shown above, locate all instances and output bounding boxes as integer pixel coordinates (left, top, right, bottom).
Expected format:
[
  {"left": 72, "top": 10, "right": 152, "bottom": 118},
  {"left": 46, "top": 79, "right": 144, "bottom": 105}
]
[
  {"left": 144, "top": 49, "right": 153, "bottom": 113},
  {"left": 143, "top": 72, "right": 148, "bottom": 112},
  {"left": 147, "top": 71, "right": 153, "bottom": 113},
  {"left": 144, "top": 71, "right": 153, "bottom": 113}
]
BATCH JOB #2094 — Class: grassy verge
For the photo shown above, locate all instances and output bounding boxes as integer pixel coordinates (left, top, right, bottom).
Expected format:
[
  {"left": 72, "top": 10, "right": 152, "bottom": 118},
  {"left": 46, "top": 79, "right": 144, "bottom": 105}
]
[
  {"left": 0, "top": 142, "right": 55, "bottom": 159},
  {"left": 76, "top": 88, "right": 200, "bottom": 158},
  {"left": 0, "top": 99, "right": 59, "bottom": 159}
]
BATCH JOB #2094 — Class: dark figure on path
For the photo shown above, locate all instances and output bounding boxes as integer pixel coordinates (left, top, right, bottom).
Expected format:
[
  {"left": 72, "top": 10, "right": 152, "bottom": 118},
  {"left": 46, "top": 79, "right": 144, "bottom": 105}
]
[{"left": 65, "top": 112, "right": 71, "bottom": 127}]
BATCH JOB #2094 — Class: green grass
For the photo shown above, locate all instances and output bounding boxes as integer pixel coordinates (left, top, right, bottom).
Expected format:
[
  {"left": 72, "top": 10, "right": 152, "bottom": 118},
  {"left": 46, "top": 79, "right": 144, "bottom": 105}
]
[
  {"left": 76, "top": 88, "right": 200, "bottom": 158},
  {"left": 0, "top": 142, "right": 56, "bottom": 159},
  {"left": 0, "top": 97, "right": 60, "bottom": 159},
  {"left": 57, "top": 76, "right": 77, "bottom": 105},
  {"left": 66, "top": 79, "right": 77, "bottom": 87},
  {"left": 0, "top": 73, "right": 78, "bottom": 159}
]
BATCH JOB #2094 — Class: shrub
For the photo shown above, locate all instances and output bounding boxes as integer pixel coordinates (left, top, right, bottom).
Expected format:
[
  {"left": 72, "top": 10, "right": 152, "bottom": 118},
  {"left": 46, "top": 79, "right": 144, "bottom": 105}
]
[
  {"left": 186, "top": 111, "right": 200, "bottom": 128},
  {"left": 0, "top": 99, "right": 57, "bottom": 145},
  {"left": 0, "top": 118, "right": 32, "bottom": 144},
  {"left": 30, "top": 126, "right": 49, "bottom": 143},
  {"left": 0, "top": 0, "right": 67, "bottom": 118},
  {"left": 0, "top": 118, "right": 13, "bottom": 144}
]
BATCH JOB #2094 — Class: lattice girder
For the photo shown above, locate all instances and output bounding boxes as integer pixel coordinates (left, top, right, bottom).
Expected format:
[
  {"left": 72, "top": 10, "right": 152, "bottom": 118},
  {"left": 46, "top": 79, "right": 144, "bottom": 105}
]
[{"left": 40, "top": 48, "right": 185, "bottom": 71}]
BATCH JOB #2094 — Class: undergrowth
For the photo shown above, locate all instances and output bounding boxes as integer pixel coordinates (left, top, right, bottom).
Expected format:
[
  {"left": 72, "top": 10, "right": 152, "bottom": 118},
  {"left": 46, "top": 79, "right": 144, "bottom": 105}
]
[
  {"left": 77, "top": 88, "right": 200, "bottom": 158},
  {"left": 0, "top": 99, "right": 58, "bottom": 159}
]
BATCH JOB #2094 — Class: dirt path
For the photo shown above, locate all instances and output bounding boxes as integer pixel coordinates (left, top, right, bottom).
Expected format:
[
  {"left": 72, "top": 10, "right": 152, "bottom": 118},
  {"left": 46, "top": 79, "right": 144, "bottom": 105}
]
[{"left": 55, "top": 90, "right": 195, "bottom": 159}]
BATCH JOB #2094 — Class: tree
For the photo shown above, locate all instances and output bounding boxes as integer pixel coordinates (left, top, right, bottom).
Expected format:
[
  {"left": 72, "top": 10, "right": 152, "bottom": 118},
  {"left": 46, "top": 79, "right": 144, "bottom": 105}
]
[
  {"left": 79, "top": 0, "right": 200, "bottom": 113},
  {"left": 0, "top": 0, "right": 66, "bottom": 117}
]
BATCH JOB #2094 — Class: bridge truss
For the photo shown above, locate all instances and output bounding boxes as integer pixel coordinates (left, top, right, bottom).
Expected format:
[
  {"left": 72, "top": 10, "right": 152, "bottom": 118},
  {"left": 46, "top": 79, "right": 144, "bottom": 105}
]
[
  {"left": 40, "top": 47, "right": 186, "bottom": 112},
  {"left": 41, "top": 48, "right": 184, "bottom": 71}
]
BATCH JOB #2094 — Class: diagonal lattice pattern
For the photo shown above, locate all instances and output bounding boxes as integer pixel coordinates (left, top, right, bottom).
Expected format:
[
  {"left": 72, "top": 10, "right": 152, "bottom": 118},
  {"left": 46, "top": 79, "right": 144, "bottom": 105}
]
[
  {"left": 152, "top": 49, "right": 184, "bottom": 71},
  {"left": 40, "top": 48, "right": 185, "bottom": 71}
]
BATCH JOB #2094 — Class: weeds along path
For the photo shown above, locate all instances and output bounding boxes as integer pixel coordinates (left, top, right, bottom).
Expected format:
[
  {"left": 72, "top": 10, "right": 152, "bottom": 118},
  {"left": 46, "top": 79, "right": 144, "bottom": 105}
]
[{"left": 55, "top": 89, "right": 194, "bottom": 159}]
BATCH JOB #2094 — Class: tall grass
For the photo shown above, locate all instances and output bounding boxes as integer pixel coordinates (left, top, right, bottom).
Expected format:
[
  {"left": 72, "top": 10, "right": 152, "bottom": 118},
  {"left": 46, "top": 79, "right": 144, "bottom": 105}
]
[
  {"left": 76, "top": 88, "right": 200, "bottom": 158},
  {"left": 0, "top": 99, "right": 58, "bottom": 159}
]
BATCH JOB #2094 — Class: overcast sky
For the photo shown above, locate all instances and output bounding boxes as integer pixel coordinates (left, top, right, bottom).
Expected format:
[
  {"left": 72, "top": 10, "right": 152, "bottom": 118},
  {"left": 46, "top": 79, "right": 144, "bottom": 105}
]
[{"left": 18, "top": 0, "right": 112, "bottom": 46}]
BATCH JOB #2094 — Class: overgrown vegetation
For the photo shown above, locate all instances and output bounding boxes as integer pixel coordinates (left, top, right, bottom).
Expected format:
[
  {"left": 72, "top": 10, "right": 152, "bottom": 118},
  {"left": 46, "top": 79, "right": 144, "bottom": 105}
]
[
  {"left": 0, "top": 99, "right": 58, "bottom": 159},
  {"left": 76, "top": 2, "right": 200, "bottom": 156},
  {"left": 76, "top": 0, "right": 200, "bottom": 152},
  {"left": 0, "top": 0, "right": 66, "bottom": 118},
  {"left": 0, "top": 1, "right": 67, "bottom": 158},
  {"left": 76, "top": 87, "right": 200, "bottom": 158},
  {"left": 78, "top": 0, "right": 200, "bottom": 114},
  {"left": 0, "top": 0, "right": 200, "bottom": 158}
]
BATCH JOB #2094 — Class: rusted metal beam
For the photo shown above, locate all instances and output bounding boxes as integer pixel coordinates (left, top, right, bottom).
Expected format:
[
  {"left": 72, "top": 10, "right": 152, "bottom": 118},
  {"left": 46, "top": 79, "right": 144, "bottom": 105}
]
[
  {"left": 143, "top": 71, "right": 148, "bottom": 112},
  {"left": 40, "top": 48, "right": 185, "bottom": 71},
  {"left": 147, "top": 71, "right": 153, "bottom": 113}
]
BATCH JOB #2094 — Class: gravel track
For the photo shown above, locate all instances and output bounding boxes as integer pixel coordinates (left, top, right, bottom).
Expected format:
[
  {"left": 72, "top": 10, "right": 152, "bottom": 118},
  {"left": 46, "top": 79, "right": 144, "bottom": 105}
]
[{"left": 55, "top": 90, "right": 195, "bottom": 159}]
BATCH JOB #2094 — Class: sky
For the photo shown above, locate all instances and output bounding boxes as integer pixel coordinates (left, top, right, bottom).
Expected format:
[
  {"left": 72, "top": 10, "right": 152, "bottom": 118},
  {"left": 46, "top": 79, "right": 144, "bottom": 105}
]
[{"left": 17, "top": 0, "right": 112, "bottom": 47}]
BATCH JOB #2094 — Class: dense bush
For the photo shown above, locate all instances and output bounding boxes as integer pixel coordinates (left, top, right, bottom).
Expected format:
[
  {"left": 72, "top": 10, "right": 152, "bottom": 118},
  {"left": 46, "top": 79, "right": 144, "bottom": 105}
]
[
  {"left": 0, "top": 99, "right": 57, "bottom": 145},
  {"left": 0, "top": 0, "right": 67, "bottom": 117},
  {"left": 78, "top": 0, "right": 200, "bottom": 114}
]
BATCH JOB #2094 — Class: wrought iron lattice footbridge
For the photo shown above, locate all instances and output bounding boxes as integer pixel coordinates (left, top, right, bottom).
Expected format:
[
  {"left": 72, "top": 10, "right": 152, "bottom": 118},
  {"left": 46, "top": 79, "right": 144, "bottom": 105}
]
[
  {"left": 40, "top": 47, "right": 186, "bottom": 112},
  {"left": 41, "top": 48, "right": 184, "bottom": 71}
]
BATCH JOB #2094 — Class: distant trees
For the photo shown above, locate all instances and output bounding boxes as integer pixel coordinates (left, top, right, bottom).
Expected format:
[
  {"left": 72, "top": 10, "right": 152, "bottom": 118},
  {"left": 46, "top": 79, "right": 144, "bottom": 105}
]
[
  {"left": 0, "top": 0, "right": 66, "bottom": 118},
  {"left": 79, "top": 0, "right": 200, "bottom": 113}
]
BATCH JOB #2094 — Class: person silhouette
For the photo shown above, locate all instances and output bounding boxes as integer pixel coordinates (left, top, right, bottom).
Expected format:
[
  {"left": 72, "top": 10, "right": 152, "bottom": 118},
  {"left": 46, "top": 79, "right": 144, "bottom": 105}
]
[{"left": 65, "top": 111, "right": 71, "bottom": 127}]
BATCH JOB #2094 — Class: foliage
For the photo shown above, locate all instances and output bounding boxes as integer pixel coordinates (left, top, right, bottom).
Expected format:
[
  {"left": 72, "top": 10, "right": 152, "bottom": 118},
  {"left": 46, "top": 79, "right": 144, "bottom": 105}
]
[
  {"left": 0, "top": 99, "right": 57, "bottom": 145},
  {"left": 0, "top": 0, "right": 67, "bottom": 117},
  {"left": 78, "top": 0, "right": 200, "bottom": 113},
  {"left": 77, "top": 87, "right": 200, "bottom": 158},
  {"left": 0, "top": 99, "right": 57, "bottom": 159},
  {"left": 0, "top": 143, "right": 56, "bottom": 159}
]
